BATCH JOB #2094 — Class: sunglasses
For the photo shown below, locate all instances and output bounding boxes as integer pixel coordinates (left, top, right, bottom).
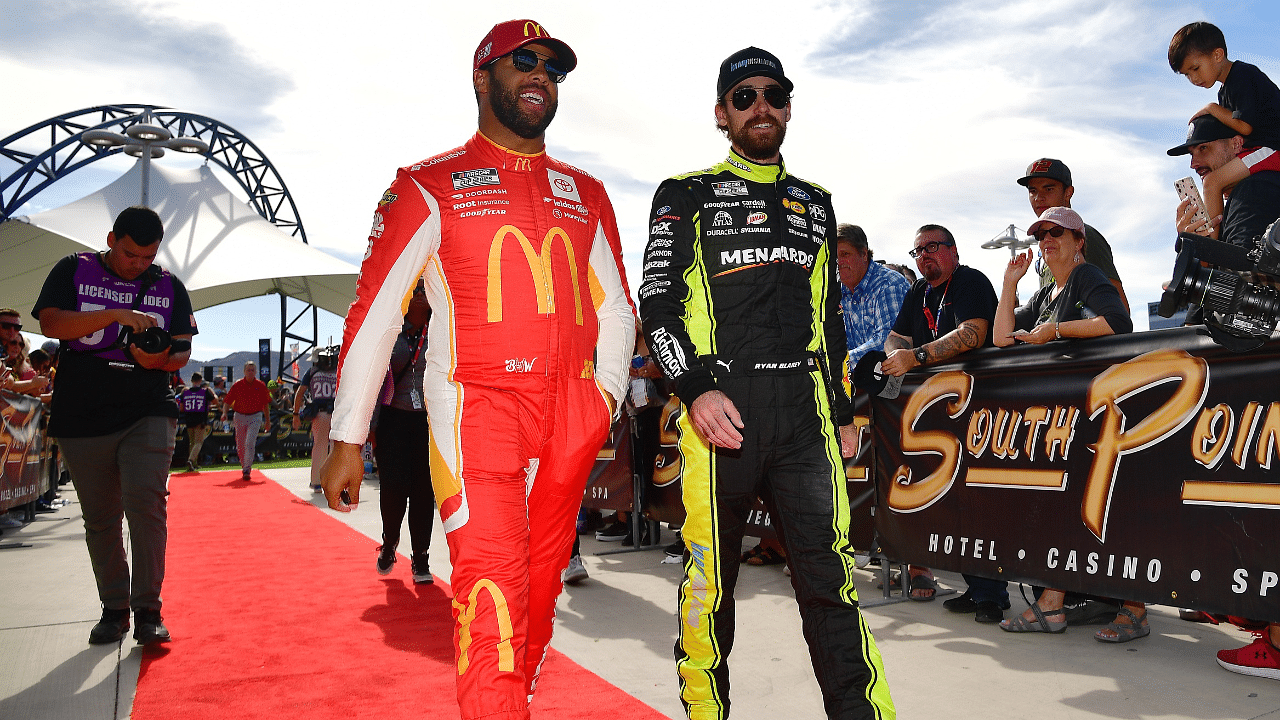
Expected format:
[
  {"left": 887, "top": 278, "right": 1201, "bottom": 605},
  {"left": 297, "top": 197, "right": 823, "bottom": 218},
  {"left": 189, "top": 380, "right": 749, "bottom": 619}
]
[
  {"left": 907, "top": 240, "right": 954, "bottom": 259},
  {"left": 730, "top": 85, "right": 790, "bottom": 112},
  {"left": 0, "top": 321, "right": 20, "bottom": 331},
  {"left": 509, "top": 48, "right": 568, "bottom": 83},
  {"left": 1032, "top": 225, "right": 1068, "bottom": 242}
]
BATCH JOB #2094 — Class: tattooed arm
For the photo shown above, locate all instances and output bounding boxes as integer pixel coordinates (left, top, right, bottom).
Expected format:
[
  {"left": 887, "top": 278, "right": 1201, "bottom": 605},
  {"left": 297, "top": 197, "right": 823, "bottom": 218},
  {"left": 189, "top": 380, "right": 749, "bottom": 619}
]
[{"left": 881, "top": 320, "right": 988, "bottom": 376}]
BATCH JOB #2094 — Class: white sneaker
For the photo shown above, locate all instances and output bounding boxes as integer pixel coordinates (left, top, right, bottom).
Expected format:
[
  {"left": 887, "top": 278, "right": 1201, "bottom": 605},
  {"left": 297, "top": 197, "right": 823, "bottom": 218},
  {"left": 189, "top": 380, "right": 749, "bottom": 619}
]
[
  {"left": 562, "top": 555, "right": 589, "bottom": 585},
  {"left": 0, "top": 513, "right": 24, "bottom": 529}
]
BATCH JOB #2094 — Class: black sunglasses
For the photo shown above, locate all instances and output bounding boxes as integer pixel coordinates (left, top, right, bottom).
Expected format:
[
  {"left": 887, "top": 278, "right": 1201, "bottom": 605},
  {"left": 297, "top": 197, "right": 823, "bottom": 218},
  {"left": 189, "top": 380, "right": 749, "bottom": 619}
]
[
  {"left": 0, "top": 321, "right": 20, "bottom": 331},
  {"left": 1032, "top": 225, "right": 1068, "bottom": 242},
  {"left": 908, "top": 240, "right": 954, "bottom": 259},
  {"left": 730, "top": 85, "right": 790, "bottom": 112},
  {"left": 509, "top": 48, "right": 567, "bottom": 83}
]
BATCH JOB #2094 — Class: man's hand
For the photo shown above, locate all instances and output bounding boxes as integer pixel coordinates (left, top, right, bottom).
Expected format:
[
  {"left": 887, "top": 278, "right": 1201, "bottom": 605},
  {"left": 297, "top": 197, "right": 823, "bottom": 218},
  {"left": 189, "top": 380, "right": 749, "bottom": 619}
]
[
  {"left": 880, "top": 348, "right": 919, "bottom": 377},
  {"left": 838, "top": 423, "right": 859, "bottom": 458},
  {"left": 114, "top": 309, "right": 158, "bottom": 332},
  {"left": 322, "top": 441, "right": 364, "bottom": 512},
  {"left": 1176, "top": 197, "right": 1220, "bottom": 238},
  {"left": 129, "top": 344, "right": 172, "bottom": 370},
  {"left": 689, "top": 390, "right": 744, "bottom": 449}
]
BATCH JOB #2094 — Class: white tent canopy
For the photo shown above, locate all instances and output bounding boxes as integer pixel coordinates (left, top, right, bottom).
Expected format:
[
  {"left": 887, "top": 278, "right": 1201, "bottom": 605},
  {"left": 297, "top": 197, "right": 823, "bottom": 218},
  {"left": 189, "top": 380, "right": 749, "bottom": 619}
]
[{"left": 0, "top": 160, "right": 358, "bottom": 317}]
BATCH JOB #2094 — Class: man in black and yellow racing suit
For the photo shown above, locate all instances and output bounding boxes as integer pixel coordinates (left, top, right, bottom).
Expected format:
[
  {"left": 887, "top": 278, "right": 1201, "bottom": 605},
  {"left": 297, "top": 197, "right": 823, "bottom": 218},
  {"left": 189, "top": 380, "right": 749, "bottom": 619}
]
[{"left": 639, "top": 47, "right": 894, "bottom": 720}]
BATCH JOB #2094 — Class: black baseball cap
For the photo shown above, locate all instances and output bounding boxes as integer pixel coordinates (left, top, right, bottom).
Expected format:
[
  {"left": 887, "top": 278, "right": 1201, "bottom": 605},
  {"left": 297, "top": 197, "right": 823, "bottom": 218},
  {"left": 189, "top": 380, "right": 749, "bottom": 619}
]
[
  {"left": 1017, "top": 158, "right": 1072, "bottom": 187},
  {"left": 716, "top": 47, "right": 793, "bottom": 99},
  {"left": 1167, "top": 115, "right": 1239, "bottom": 156}
]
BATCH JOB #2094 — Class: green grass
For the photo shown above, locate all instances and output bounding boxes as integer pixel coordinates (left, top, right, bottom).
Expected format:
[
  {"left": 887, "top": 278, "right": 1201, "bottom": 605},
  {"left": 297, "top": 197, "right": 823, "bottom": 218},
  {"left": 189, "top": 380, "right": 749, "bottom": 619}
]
[{"left": 172, "top": 457, "right": 314, "bottom": 474}]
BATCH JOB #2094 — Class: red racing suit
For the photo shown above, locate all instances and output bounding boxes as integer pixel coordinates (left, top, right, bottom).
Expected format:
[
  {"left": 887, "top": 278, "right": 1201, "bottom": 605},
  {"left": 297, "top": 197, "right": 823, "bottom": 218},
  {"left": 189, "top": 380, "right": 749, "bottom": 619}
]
[{"left": 330, "top": 132, "right": 635, "bottom": 720}]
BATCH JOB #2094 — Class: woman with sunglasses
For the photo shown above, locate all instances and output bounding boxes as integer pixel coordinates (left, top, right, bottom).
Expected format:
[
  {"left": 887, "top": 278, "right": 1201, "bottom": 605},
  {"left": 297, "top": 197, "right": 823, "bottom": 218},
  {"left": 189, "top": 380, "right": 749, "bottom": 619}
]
[
  {"left": 993, "top": 206, "right": 1145, "bottom": 641},
  {"left": 993, "top": 206, "right": 1131, "bottom": 348}
]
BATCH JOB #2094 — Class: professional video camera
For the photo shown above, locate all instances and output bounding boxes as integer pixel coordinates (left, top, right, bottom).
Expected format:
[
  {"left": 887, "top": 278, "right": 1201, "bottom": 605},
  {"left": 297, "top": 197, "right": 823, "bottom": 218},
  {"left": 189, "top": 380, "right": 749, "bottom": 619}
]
[
  {"left": 1158, "top": 220, "right": 1280, "bottom": 352},
  {"left": 126, "top": 326, "right": 192, "bottom": 355}
]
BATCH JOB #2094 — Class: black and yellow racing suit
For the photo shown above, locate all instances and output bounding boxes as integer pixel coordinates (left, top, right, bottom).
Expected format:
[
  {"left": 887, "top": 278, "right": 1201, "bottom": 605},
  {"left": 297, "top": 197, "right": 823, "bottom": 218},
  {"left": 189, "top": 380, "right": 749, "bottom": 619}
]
[{"left": 639, "top": 150, "right": 894, "bottom": 720}]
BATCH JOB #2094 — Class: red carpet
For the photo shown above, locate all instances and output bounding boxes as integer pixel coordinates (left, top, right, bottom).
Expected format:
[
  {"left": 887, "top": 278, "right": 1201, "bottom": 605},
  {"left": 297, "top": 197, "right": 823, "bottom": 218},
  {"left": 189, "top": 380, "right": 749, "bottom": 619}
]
[{"left": 131, "top": 470, "right": 670, "bottom": 720}]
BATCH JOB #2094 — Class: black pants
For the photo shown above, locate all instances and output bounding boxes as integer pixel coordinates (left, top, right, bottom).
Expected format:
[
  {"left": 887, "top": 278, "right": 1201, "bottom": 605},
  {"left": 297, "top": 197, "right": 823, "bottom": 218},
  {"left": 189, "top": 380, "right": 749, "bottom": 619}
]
[
  {"left": 374, "top": 406, "right": 435, "bottom": 557},
  {"left": 674, "top": 369, "right": 894, "bottom": 720}
]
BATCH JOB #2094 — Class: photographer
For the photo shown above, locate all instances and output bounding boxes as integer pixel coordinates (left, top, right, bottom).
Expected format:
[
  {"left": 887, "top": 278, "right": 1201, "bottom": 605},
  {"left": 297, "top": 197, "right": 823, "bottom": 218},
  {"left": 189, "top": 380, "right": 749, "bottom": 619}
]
[
  {"left": 292, "top": 346, "right": 338, "bottom": 493},
  {"left": 33, "top": 206, "right": 194, "bottom": 646}
]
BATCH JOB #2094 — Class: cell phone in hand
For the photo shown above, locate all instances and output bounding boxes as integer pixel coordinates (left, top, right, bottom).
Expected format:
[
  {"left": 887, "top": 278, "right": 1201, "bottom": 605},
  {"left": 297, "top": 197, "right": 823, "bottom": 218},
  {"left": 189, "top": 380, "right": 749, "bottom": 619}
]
[{"left": 1175, "top": 176, "right": 1211, "bottom": 232}]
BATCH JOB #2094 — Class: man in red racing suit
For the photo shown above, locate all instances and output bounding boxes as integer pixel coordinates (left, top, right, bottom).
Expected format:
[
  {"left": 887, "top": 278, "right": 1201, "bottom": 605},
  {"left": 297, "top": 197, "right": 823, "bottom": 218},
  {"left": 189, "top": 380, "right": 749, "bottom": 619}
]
[{"left": 323, "top": 19, "right": 635, "bottom": 720}]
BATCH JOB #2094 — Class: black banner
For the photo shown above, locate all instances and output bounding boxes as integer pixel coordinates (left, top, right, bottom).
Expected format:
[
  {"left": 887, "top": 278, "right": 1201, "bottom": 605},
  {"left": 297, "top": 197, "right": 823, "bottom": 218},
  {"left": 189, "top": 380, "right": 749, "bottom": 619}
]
[
  {"left": 1, "top": 390, "right": 47, "bottom": 511},
  {"left": 873, "top": 327, "right": 1280, "bottom": 622}
]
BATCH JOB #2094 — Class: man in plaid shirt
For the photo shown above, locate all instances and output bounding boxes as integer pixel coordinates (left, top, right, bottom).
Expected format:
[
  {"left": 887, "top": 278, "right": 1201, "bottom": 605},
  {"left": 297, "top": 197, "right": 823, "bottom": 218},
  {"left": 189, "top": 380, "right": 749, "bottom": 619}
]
[{"left": 835, "top": 224, "right": 910, "bottom": 366}]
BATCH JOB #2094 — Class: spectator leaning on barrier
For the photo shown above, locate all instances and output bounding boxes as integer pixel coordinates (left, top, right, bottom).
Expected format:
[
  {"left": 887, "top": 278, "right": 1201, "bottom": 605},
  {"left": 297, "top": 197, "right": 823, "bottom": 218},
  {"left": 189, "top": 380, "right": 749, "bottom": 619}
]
[
  {"left": 991, "top": 207, "right": 1144, "bottom": 640},
  {"left": 179, "top": 372, "right": 217, "bottom": 472},
  {"left": 639, "top": 46, "right": 894, "bottom": 720},
  {"left": 34, "top": 205, "right": 195, "bottom": 646},
  {"left": 835, "top": 223, "right": 911, "bottom": 367},
  {"left": 221, "top": 361, "right": 270, "bottom": 481},
  {"left": 1171, "top": 114, "right": 1280, "bottom": 245},
  {"left": 883, "top": 224, "right": 1009, "bottom": 623},
  {"left": 1017, "top": 158, "right": 1128, "bottom": 310}
]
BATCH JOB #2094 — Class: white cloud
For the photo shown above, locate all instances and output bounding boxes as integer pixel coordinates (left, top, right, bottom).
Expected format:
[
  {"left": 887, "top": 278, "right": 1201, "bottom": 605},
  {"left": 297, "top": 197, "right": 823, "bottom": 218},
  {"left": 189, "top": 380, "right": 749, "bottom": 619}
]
[{"left": 4, "top": 0, "right": 1279, "bottom": 351}]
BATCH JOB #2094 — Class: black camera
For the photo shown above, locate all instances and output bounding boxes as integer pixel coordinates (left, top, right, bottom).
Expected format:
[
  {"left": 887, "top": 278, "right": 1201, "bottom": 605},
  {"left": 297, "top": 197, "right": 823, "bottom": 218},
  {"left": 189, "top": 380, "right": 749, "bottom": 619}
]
[
  {"left": 314, "top": 345, "right": 339, "bottom": 371},
  {"left": 1158, "top": 221, "right": 1280, "bottom": 351},
  {"left": 126, "top": 326, "right": 192, "bottom": 355}
]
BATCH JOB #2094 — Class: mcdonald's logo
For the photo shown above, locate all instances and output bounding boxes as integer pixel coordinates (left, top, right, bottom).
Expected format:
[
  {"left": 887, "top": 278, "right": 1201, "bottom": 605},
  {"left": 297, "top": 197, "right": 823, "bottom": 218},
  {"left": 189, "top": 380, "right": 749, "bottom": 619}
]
[
  {"left": 514, "top": 157, "right": 532, "bottom": 171},
  {"left": 487, "top": 224, "right": 583, "bottom": 325},
  {"left": 523, "top": 21, "right": 545, "bottom": 37},
  {"left": 453, "top": 579, "right": 515, "bottom": 675}
]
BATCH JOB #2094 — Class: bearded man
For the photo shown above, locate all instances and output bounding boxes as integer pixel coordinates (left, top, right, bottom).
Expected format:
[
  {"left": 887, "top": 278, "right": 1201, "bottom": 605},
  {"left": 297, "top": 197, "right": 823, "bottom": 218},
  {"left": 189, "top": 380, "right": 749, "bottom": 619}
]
[
  {"left": 639, "top": 47, "right": 895, "bottom": 720},
  {"left": 323, "top": 19, "right": 635, "bottom": 720}
]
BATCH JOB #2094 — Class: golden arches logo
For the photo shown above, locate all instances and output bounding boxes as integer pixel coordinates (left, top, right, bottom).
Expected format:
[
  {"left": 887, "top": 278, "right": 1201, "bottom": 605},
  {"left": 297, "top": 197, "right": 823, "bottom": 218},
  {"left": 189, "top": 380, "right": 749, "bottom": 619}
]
[
  {"left": 523, "top": 21, "right": 545, "bottom": 37},
  {"left": 453, "top": 579, "right": 515, "bottom": 675},
  {"left": 487, "top": 225, "right": 583, "bottom": 325}
]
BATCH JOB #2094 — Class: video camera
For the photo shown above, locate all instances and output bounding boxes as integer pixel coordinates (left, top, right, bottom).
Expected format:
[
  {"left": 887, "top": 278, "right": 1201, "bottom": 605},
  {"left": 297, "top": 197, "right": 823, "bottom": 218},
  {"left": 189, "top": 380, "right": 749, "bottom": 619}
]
[
  {"left": 314, "top": 345, "right": 339, "bottom": 371},
  {"left": 126, "top": 326, "right": 191, "bottom": 355},
  {"left": 1158, "top": 221, "right": 1280, "bottom": 352}
]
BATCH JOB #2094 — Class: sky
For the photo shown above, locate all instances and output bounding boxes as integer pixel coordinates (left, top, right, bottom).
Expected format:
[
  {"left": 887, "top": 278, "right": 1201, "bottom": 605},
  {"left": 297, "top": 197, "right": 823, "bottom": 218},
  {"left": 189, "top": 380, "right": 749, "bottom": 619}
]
[{"left": 4, "top": 0, "right": 1280, "bottom": 361}]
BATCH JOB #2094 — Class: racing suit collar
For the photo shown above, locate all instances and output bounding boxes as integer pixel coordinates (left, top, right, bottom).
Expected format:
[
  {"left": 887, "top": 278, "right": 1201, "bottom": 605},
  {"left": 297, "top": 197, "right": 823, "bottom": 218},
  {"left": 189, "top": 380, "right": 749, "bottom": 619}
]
[
  {"left": 474, "top": 130, "right": 546, "bottom": 172},
  {"left": 724, "top": 148, "right": 786, "bottom": 183}
]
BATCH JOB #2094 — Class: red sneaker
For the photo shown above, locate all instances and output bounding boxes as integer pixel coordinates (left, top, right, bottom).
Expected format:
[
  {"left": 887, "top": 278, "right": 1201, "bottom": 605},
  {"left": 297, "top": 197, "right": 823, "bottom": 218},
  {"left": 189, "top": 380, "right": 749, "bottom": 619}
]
[{"left": 1217, "top": 633, "right": 1280, "bottom": 680}]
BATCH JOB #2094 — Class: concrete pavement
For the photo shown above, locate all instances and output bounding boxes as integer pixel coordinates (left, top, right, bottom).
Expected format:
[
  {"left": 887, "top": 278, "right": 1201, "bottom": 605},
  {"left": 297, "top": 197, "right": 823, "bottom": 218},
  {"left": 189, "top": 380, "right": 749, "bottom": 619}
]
[{"left": 1, "top": 466, "right": 1275, "bottom": 719}]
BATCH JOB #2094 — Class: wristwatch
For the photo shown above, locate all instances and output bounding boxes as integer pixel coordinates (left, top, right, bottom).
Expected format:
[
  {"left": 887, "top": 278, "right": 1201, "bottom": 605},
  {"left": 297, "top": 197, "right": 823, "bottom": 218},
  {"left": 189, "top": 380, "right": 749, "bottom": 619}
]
[{"left": 914, "top": 347, "right": 928, "bottom": 365}]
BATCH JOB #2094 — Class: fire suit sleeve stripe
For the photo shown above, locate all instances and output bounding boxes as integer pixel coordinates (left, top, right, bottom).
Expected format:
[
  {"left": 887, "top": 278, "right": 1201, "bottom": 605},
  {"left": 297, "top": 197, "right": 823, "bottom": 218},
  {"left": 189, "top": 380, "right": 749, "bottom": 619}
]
[
  {"left": 810, "top": 217, "right": 855, "bottom": 426},
  {"left": 331, "top": 176, "right": 441, "bottom": 445},
  {"left": 673, "top": 409, "right": 728, "bottom": 718},
  {"left": 587, "top": 216, "right": 636, "bottom": 409}
]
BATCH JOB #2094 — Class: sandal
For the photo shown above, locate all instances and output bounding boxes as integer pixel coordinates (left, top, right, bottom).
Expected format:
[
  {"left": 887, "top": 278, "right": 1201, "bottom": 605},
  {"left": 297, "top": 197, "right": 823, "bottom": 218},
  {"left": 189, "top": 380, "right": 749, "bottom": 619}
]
[
  {"left": 908, "top": 572, "right": 938, "bottom": 602},
  {"left": 1095, "top": 606, "right": 1151, "bottom": 643},
  {"left": 746, "top": 546, "right": 786, "bottom": 566},
  {"left": 1000, "top": 604, "right": 1067, "bottom": 633}
]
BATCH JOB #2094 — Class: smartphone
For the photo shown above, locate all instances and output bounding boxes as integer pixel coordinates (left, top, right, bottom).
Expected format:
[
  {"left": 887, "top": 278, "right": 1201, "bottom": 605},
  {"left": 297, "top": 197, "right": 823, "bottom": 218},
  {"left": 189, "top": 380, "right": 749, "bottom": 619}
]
[{"left": 1175, "top": 176, "right": 1211, "bottom": 233}]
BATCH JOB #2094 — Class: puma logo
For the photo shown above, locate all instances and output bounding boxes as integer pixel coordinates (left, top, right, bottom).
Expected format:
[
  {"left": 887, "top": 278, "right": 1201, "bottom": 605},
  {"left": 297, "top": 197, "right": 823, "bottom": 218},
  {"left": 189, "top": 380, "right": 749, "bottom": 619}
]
[{"left": 716, "top": 359, "right": 733, "bottom": 372}]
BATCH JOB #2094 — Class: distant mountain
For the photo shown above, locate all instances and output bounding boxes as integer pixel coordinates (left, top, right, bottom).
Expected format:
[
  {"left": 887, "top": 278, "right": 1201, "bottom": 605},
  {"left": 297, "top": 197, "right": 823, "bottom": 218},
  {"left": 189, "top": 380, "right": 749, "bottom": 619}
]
[{"left": 178, "top": 349, "right": 313, "bottom": 385}]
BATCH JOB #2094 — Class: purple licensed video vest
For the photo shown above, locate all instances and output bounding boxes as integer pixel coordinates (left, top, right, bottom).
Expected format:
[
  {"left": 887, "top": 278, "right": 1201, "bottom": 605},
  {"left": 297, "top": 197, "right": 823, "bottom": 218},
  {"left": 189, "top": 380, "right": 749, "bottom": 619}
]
[
  {"left": 66, "top": 252, "right": 177, "bottom": 365},
  {"left": 179, "top": 387, "right": 211, "bottom": 414}
]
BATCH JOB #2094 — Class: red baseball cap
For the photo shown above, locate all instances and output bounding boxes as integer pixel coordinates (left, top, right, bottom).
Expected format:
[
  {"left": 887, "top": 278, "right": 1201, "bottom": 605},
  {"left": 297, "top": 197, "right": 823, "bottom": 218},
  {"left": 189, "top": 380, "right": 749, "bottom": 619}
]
[{"left": 473, "top": 19, "right": 577, "bottom": 73}]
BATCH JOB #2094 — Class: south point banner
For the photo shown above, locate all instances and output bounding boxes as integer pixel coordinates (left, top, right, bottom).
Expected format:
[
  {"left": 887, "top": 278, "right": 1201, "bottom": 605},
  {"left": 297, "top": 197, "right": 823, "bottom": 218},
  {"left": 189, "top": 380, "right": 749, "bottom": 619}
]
[{"left": 873, "top": 326, "right": 1280, "bottom": 621}]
